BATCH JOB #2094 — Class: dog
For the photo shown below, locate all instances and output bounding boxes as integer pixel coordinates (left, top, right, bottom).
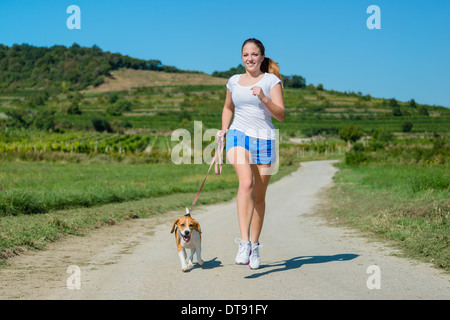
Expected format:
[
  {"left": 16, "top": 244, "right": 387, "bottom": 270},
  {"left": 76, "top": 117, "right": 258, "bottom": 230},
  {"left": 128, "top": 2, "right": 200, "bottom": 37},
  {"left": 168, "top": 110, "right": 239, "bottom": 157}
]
[{"left": 170, "top": 209, "right": 204, "bottom": 272}]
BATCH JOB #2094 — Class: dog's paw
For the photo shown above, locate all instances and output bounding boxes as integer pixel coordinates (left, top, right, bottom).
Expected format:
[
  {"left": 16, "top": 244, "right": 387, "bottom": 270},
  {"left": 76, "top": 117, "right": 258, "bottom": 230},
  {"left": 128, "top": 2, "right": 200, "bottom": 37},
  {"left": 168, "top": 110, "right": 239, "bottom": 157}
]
[
  {"left": 197, "top": 259, "right": 204, "bottom": 265},
  {"left": 181, "top": 267, "right": 189, "bottom": 272},
  {"left": 187, "top": 261, "right": 194, "bottom": 269}
]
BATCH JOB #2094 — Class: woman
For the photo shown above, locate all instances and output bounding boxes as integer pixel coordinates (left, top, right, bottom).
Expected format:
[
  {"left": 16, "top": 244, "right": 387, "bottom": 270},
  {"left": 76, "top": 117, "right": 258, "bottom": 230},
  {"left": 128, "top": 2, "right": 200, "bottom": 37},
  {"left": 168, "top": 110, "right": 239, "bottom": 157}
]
[{"left": 217, "top": 38, "right": 285, "bottom": 269}]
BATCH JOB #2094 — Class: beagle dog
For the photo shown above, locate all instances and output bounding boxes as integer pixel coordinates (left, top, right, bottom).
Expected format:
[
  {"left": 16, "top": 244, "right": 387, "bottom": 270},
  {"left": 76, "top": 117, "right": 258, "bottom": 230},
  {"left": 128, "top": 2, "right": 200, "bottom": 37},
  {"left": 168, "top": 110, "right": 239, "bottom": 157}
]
[{"left": 170, "top": 210, "right": 204, "bottom": 272}]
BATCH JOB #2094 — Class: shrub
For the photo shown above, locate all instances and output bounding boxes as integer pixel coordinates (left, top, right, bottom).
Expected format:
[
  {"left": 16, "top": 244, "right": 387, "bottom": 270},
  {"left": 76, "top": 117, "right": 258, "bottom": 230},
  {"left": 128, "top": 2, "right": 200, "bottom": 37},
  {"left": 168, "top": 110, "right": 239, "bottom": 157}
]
[
  {"left": 67, "top": 101, "right": 82, "bottom": 115},
  {"left": 402, "top": 120, "right": 413, "bottom": 132},
  {"left": 33, "top": 109, "right": 56, "bottom": 131},
  {"left": 92, "top": 117, "right": 112, "bottom": 133},
  {"left": 106, "top": 99, "right": 132, "bottom": 116},
  {"left": 372, "top": 128, "right": 394, "bottom": 143},
  {"left": 339, "top": 125, "right": 363, "bottom": 143},
  {"left": 418, "top": 105, "right": 429, "bottom": 116},
  {"left": 345, "top": 150, "right": 368, "bottom": 166},
  {"left": 392, "top": 107, "right": 402, "bottom": 117}
]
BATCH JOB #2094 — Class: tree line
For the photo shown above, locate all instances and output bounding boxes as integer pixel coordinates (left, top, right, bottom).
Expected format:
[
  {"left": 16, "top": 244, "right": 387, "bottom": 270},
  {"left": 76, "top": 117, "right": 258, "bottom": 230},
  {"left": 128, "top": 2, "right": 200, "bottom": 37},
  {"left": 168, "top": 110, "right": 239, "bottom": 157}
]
[{"left": 212, "top": 64, "right": 307, "bottom": 88}]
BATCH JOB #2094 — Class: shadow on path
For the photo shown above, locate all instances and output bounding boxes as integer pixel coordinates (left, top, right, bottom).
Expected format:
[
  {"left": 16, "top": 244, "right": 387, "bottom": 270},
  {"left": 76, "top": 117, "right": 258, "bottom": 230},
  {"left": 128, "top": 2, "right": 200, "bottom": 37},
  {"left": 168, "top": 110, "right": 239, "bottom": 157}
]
[
  {"left": 245, "top": 253, "right": 359, "bottom": 279},
  {"left": 200, "top": 257, "right": 222, "bottom": 270}
]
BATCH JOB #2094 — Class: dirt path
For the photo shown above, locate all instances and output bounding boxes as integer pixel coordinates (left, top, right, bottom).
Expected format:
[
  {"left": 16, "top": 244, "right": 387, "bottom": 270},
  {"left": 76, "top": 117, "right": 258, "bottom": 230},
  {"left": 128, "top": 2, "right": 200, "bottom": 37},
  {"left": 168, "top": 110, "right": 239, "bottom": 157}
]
[{"left": 1, "top": 160, "right": 449, "bottom": 300}]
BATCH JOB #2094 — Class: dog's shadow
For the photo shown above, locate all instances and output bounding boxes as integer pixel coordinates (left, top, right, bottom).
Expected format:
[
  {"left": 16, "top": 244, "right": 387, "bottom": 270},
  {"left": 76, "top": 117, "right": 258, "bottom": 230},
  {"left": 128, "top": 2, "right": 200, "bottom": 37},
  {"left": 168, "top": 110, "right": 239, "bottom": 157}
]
[
  {"left": 194, "top": 257, "right": 223, "bottom": 270},
  {"left": 245, "top": 253, "right": 359, "bottom": 279}
]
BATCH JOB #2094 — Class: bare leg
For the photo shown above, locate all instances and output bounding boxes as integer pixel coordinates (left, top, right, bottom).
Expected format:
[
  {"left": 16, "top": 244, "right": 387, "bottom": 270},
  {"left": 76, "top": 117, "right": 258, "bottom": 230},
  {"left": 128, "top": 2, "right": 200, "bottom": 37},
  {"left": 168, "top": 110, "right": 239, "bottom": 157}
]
[
  {"left": 250, "top": 164, "right": 271, "bottom": 244},
  {"left": 227, "top": 147, "right": 254, "bottom": 241}
]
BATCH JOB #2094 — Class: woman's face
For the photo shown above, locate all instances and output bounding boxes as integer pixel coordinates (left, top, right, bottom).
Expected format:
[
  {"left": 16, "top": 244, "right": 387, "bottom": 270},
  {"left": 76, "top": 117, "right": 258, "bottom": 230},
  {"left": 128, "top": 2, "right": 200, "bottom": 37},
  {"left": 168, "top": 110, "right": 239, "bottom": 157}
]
[{"left": 241, "top": 43, "right": 265, "bottom": 74}]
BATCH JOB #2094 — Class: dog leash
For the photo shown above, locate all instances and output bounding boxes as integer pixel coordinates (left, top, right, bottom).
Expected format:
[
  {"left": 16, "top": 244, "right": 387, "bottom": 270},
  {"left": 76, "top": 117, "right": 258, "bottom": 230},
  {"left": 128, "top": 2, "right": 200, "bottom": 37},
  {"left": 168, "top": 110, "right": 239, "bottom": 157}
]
[{"left": 186, "top": 133, "right": 225, "bottom": 216}]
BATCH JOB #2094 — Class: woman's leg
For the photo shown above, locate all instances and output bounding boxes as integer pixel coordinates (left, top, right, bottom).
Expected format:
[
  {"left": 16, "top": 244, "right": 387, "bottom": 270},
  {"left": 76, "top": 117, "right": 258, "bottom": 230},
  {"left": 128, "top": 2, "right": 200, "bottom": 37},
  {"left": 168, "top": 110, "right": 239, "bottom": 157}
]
[
  {"left": 250, "top": 164, "right": 272, "bottom": 244},
  {"left": 227, "top": 146, "right": 254, "bottom": 241}
]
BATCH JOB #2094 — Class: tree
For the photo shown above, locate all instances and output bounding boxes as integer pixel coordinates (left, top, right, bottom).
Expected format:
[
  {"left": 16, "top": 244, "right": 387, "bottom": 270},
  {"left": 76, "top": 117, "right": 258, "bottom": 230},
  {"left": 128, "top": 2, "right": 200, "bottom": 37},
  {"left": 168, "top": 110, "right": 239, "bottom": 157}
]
[
  {"left": 388, "top": 98, "right": 398, "bottom": 108},
  {"left": 392, "top": 107, "right": 402, "bottom": 117},
  {"left": 67, "top": 101, "right": 82, "bottom": 115},
  {"left": 372, "top": 128, "right": 394, "bottom": 143},
  {"left": 418, "top": 105, "right": 429, "bottom": 116},
  {"left": 339, "top": 125, "right": 364, "bottom": 143},
  {"left": 402, "top": 120, "right": 413, "bottom": 132},
  {"left": 33, "top": 109, "right": 56, "bottom": 131},
  {"left": 282, "top": 75, "right": 306, "bottom": 88},
  {"left": 92, "top": 117, "right": 112, "bottom": 133},
  {"left": 212, "top": 64, "right": 246, "bottom": 78}
]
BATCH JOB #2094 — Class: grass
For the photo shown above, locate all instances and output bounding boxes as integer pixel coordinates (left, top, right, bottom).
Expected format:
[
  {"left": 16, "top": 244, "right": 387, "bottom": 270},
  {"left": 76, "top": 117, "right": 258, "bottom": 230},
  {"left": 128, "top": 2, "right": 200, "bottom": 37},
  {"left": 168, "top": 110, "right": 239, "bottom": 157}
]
[
  {"left": 0, "top": 161, "right": 240, "bottom": 216},
  {"left": 328, "top": 162, "right": 449, "bottom": 271}
]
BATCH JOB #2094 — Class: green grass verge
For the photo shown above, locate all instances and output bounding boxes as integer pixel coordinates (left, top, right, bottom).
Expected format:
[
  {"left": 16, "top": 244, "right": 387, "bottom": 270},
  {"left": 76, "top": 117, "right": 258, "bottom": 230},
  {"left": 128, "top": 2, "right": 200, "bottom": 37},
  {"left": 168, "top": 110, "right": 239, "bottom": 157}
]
[{"left": 329, "top": 162, "right": 449, "bottom": 271}]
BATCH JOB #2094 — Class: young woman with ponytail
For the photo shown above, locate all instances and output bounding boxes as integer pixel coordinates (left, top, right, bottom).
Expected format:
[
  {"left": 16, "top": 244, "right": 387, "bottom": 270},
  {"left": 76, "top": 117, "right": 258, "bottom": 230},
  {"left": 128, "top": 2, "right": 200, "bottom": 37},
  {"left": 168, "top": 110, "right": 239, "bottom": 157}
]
[{"left": 217, "top": 38, "right": 285, "bottom": 269}]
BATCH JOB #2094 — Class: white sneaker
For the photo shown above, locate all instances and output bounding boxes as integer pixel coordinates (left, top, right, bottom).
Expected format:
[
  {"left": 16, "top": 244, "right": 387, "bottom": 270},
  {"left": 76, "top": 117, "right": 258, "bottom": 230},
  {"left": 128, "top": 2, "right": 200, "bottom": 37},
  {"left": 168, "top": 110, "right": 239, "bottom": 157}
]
[
  {"left": 249, "top": 242, "right": 262, "bottom": 269},
  {"left": 234, "top": 239, "right": 251, "bottom": 265}
]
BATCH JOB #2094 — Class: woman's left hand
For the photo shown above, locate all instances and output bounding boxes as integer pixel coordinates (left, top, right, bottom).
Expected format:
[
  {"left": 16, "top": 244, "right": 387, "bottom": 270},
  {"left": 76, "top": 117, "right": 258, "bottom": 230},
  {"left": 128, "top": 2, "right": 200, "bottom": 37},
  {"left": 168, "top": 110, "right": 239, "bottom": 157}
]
[{"left": 251, "top": 86, "right": 266, "bottom": 101}]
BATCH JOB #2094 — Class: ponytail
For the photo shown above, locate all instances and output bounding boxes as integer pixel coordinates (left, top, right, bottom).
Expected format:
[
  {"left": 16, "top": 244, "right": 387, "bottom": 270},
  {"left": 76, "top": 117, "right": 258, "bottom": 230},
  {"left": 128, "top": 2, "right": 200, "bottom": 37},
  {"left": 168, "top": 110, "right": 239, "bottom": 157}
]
[
  {"left": 242, "top": 38, "right": 283, "bottom": 88},
  {"left": 261, "top": 57, "right": 283, "bottom": 88}
]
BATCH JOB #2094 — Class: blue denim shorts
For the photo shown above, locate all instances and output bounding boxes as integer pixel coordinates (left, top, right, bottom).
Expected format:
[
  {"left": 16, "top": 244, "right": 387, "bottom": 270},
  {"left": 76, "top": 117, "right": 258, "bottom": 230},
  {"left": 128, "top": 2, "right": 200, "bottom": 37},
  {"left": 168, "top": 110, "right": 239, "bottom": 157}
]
[{"left": 226, "top": 129, "right": 276, "bottom": 165}]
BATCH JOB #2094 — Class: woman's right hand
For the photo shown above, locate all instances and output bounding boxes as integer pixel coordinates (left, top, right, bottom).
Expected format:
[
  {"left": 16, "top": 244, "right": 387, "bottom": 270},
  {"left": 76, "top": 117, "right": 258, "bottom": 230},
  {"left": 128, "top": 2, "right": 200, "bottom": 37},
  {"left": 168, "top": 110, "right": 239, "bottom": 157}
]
[{"left": 216, "top": 129, "right": 227, "bottom": 143}]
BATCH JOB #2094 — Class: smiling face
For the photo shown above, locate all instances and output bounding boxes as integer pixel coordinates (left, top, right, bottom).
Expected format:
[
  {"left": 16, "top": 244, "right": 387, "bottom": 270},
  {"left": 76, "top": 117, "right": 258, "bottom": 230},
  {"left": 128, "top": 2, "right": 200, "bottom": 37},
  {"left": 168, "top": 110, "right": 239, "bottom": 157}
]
[
  {"left": 175, "top": 216, "right": 196, "bottom": 243},
  {"left": 241, "top": 42, "right": 265, "bottom": 74}
]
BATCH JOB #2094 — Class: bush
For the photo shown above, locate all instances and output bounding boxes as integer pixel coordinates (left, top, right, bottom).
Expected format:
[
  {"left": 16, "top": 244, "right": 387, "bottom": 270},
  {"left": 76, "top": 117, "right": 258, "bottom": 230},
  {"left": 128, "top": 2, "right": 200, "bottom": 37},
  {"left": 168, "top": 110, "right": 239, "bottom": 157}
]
[
  {"left": 67, "top": 101, "right": 82, "bottom": 115},
  {"left": 345, "top": 150, "right": 368, "bottom": 166},
  {"left": 283, "top": 75, "right": 306, "bottom": 88},
  {"left": 92, "top": 117, "right": 112, "bottom": 133},
  {"left": 33, "top": 109, "right": 56, "bottom": 131},
  {"left": 339, "top": 125, "right": 363, "bottom": 143},
  {"left": 372, "top": 128, "right": 394, "bottom": 143},
  {"left": 351, "top": 142, "right": 365, "bottom": 152},
  {"left": 418, "top": 106, "right": 429, "bottom": 116},
  {"left": 392, "top": 107, "right": 402, "bottom": 117},
  {"left": 402, "top": 120, "right": 413, "bottom": 132},
  {"left": 106, "top": 99, "right": 132, "bottom": 116}
]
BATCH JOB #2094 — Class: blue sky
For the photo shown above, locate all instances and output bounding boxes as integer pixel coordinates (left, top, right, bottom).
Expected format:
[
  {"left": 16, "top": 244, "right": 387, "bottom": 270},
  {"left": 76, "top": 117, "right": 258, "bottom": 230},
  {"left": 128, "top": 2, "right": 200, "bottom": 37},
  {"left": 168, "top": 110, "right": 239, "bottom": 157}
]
[{"left": 1, "top": 0, "right": 449, "bottom": 107}]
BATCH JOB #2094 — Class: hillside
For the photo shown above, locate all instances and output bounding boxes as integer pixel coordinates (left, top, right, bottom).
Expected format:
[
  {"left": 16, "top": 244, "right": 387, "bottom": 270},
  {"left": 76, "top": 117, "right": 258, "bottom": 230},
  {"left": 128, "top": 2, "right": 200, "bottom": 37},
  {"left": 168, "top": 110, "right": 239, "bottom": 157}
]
[
  {"left": 0, "top": 43, "right": 449, "bottom": 138},
  {"left": 84, "top": 68, "right": 227, "bottom": 93},
  {"left": 0, "top": 43, "right": 183, "bottom": 92}
]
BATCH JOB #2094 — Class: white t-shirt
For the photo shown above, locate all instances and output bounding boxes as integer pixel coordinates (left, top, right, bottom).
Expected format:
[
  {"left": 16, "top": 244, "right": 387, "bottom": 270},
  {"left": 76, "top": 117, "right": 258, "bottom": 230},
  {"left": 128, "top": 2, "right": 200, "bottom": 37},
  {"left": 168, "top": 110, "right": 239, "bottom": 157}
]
[{"left": 226, "top": 72, "right": 281, "bottom": 140}]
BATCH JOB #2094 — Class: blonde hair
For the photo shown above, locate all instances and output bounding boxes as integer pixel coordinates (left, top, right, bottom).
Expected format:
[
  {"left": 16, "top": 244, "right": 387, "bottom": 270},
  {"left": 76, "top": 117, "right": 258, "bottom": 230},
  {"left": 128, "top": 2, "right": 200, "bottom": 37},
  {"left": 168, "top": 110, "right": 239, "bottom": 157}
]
[{"left": 242, "top": 38, "right": 283, "bottom": 88}]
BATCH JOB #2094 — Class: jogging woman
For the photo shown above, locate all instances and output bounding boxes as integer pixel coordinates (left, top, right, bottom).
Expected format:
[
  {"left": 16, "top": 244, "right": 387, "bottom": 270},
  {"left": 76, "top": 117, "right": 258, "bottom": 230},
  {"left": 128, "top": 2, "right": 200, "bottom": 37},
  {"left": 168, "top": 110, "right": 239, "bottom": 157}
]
[{"left": 217, "top": 38, "right": 285, "bottom": 269}]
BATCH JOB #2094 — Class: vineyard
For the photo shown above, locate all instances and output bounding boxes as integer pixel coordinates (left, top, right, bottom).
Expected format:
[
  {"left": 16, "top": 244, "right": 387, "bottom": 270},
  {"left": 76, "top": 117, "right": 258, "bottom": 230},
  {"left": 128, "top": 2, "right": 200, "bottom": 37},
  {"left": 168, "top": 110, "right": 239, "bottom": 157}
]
[{"left": 0, "top": 128, "right": 174, "bottom": 158}]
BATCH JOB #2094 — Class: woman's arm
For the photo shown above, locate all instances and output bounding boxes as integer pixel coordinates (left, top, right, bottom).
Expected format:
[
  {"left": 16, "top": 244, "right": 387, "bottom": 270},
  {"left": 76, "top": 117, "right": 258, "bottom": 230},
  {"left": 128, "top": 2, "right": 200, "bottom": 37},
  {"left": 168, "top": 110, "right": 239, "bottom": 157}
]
[
  {"left": 221, "top": 89, "right": 235, "bottom": 131},
  {"left": 251, "top": 83, "right": 285, "bottom": 122}
]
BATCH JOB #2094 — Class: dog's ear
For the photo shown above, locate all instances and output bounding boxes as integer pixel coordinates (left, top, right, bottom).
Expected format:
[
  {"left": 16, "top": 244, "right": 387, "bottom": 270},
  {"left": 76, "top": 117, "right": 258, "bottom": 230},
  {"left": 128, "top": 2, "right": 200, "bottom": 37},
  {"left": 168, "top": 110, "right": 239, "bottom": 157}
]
[
  {"left": 193, "top": 220, "right": 202, "bottom": 234},
  {"left": 171, "top": 219, "right": 179, "bottom": 233}
]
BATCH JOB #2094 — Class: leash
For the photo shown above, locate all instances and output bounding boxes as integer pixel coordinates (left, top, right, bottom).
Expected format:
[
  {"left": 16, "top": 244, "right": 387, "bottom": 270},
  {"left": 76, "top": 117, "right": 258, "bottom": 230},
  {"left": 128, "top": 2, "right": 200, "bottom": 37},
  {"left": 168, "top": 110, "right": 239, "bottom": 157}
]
[{"left": 186, "top": 134, "right": 225, "bottom": 216}]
